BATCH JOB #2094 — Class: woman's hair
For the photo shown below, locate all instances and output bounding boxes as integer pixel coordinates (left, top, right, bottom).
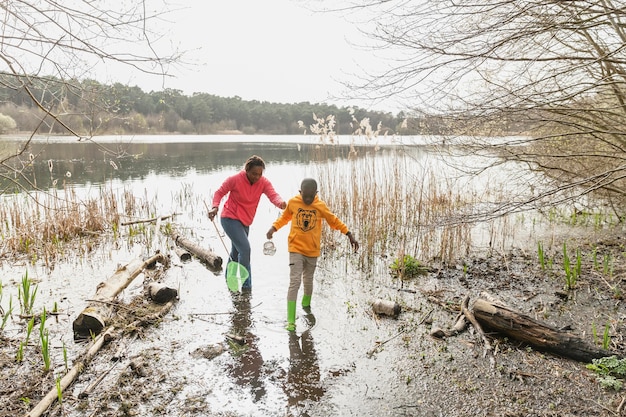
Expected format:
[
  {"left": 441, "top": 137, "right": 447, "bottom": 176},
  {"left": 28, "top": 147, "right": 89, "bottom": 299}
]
[{"left": 244, "top": 155, "right": 266, "bottom": 171}]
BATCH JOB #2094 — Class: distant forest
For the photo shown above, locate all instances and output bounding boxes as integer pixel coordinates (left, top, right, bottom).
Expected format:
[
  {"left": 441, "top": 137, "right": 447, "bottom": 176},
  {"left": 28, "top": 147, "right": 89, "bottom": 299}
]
[{"left": 0, "top": 76, "right": 442, "bottom": 136}]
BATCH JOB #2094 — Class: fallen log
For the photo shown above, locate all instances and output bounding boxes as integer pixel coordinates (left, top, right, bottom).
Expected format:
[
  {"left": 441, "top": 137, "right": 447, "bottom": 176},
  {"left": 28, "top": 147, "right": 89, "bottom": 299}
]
[
  {"left": 120, "top": 213, "right": 178, "bottom": 226},
  {"left": 171, "top": 230, "right": 222, "bottom": 270},
  {"left": 472, "top": 296, "right": 616, "bottom": 363},
  {"left": 72, "top": 252, "right": 166, "bottom": 337},
  {"left": 148, "top": 282, "right": 178, "bottom": 304},
  {"left": 175, "top": 247, "right": 192, "bottom": 262}
]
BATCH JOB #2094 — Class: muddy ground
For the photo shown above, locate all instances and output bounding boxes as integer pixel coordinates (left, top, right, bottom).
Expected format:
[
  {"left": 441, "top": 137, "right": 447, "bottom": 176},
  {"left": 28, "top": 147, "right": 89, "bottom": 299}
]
[{"left": 1, "top": 228, "right": 626, "bottom": 417}]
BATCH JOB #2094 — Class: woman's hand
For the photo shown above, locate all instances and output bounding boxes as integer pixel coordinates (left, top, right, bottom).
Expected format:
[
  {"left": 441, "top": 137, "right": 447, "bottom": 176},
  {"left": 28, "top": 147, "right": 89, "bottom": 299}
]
[
  {"left": 208, "top": 207, "right": 218, "bottom": 221},
  {"left": 279, "top": 201, "right": 287, "bottom": 210}
]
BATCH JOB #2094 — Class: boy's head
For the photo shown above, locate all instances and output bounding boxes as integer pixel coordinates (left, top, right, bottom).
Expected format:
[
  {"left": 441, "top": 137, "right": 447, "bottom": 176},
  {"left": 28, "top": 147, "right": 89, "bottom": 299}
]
[{"left": 300, "top": 178, "right": 318, "bottom": 205}]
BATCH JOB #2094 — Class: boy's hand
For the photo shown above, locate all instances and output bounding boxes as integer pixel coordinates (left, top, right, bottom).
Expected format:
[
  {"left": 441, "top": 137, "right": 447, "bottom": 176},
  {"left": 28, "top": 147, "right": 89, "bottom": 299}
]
[
  {"left": 266, "top": 226, "right": 277, "bottom": 240},
  {"left": 347, "top": 232, "right": 359, "bottom": 252}
]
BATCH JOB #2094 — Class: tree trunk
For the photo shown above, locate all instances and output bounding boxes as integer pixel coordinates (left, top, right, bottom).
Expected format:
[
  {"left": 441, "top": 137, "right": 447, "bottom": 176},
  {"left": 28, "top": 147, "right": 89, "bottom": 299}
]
[
  {"left": 171, "top": 231, "right": 222, "bottom": 270},
  {"left": 472, "top": 297, "right": 616, "bottom": 362},
  {"left": 72, "top": 252, "right": 166, "bottom": 337}
]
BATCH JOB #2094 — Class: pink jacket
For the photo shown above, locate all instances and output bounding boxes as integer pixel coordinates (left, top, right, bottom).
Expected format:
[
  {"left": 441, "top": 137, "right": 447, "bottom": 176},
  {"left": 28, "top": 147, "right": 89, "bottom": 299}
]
[{"left": 212, "top": 170, "right": 284, "bottom": 226}]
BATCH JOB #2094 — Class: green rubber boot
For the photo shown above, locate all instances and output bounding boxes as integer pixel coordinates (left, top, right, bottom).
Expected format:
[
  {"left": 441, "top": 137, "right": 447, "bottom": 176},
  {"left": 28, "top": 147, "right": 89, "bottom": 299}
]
[
  {"left": 286, "top": 300, "right": 296, "bottom": 332},
  {"left": 301, "top": 294, "right": 312, "bottom": 308}
]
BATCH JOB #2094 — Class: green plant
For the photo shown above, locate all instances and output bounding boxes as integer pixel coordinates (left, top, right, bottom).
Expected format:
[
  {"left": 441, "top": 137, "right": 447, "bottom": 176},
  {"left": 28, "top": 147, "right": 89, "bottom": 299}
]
[
  {"left": 603, "top": 324, "right": 611, "bottom": 350},
  {"left": 40, "top": 308, "right": 50, "bottom": 371},
  {"left": 592, "top": 246, "right": 599, "bottom": 270},
  {"left": 16, "top": 341, "right": 24, "bottom": 362},
  {"left": 25, "top": 316, "right": 35, "bottom": 344},
  {"left": 562, "top": 242, "right": 579, "bottom": 290},
  {"left": 603, "top": 254, "right": 613, "bottom": 276},
  {"left": 390, "top": 254, "right": 429, "bottom": 279},
  {"left": 537, "top": 241, "right": 545, "bottom": 269},
  {"left": 56, "top": 375, "right": 63, "bottom": 405},
  {"left": 18, "top": 271, "right": 38, "bottom": 316},
  {"left": 63, "top": 342, "right": 69, "bottom": 373},
  {"left": 586, "top": 356, "right": 626, "bottom": 390},
  {"left": 1, "top": 295, "right": 12, "bottom": 330}
]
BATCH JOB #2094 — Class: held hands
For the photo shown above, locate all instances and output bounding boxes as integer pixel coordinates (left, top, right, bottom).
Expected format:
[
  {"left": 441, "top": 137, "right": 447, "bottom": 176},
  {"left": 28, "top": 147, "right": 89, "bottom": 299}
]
[
  {"left": 266, "top": 226, "right": 277, "bottom": 240},
  {"left": 208, "top": 207, "right": 218, "bottom": 221}
]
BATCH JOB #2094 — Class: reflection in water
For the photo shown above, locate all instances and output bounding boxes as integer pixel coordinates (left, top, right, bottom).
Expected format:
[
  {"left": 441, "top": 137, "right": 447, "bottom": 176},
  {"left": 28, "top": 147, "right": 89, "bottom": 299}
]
[
  {"left": 225, "top": 291, "right": 267, "bottom": 402},
  {"left": 5, "top": 137, "right": 407, "bottom": 191},
  {"left": 285, "top": 311, "right": 325, "bottom": 417}
]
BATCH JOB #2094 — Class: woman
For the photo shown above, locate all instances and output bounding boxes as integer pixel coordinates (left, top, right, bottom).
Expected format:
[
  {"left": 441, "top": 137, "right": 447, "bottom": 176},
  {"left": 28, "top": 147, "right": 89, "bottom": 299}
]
[{"left": 208, "top": 155, "right": 286, "bottom": 290}]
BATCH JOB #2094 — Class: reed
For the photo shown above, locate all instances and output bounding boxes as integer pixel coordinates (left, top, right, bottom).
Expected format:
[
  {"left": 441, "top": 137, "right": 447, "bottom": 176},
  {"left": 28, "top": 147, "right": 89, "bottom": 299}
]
[
  {"left": 0, "top": 183, "right": 154, "bottom": 264},
  {"left": 562, "top": 242, "right": 579, "bottom": 290},
  {"left": 0, "top": 282, "right": 11, "bottom": 330},
  {"left": 603, "top": 254, "right": 613, "bottom": 276},
  {"left": 1, "top": 295, "right": 11, "bottom": 330},
  {"left": 16, "top": 341, "right": 24, "bottom": 363},
  {"left": 537, "top": 241, "right": 546, "bottom": 270},
  {"left": 25, "top": 316, "right": 35, "bottom": 344},
  {"left": 56, "top": 375, "right": 63, "bottom": 405},
  {"left": 315, "top": 142, "right": 475, "bottom": 269},
  {"left": 603, "top": 324, "right": 611, "bottom": 350},
  {"left": 40, "top": 308, "right": 51, "bottom": 371},
  {"left": 63, "top": 341, "right": 69, "bottom": 373},
  {"left": 18, "top": 271, "right": 37, "bottom": 316}
]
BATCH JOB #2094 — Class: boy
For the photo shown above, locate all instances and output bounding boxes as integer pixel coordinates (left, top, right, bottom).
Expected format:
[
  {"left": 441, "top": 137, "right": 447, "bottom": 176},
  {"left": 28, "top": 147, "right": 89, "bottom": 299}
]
[{"left": 266, "top": 178, "right": 359, "bottom": 331}]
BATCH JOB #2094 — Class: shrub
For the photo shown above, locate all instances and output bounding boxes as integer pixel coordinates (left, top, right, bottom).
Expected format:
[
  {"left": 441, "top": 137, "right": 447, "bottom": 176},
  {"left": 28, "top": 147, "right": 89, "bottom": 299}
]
[{"left": 390, "top": 254, "right": 429, "bottom": 279}]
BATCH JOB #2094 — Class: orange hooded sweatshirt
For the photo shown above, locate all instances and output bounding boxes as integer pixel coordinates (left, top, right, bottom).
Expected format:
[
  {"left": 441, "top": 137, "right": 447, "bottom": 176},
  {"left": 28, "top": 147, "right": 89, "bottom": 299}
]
[{"left": 272, "top": 194, "right": 349, "bottom": 257}]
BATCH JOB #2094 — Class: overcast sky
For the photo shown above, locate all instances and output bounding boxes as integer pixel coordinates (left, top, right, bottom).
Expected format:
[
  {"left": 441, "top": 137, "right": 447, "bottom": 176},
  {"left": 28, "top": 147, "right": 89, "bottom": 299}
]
[{"left": 105, "top": 0, "right": 394, "bottom": 111}]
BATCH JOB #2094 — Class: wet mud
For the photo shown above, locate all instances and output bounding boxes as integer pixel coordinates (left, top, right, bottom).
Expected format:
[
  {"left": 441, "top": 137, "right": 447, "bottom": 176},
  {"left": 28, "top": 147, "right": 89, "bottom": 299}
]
[{"left": 1, "top": 229, "right": 625, "bottom": 417}]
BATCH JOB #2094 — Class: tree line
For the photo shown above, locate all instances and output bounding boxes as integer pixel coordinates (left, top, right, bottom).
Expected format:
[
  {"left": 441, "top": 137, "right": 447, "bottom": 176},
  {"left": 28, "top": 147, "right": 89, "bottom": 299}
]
[{"left": 0, "top": 75, "right": 435, "bottom": 136}]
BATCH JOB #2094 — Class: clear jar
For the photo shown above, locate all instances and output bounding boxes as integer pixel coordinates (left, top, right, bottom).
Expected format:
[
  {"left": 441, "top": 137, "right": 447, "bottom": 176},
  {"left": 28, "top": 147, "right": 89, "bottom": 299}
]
[{"left": 263, "top": 240, "right": 276, "bottom": 256}]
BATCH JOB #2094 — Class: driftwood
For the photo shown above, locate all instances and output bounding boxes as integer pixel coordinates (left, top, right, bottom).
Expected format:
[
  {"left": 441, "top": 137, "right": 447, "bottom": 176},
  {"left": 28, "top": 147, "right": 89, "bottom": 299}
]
[
  {"left": 471, "top": 296, "right": 615, "bottom": 363},
  {"left": 372, "top": 299, "right": 401, "bottom": 317},
  {"left": 171, "top": 230, "right": 222, "bottom": 270},
  {"left": 461, "top": 296, "right": 495, "bottom": 368},
  {"left": 175, "top": 247, "right": 192, "bottom": 262},
  {"left": 120, "top": 213, "right": 178, "bottom": 226},
  {"left": 148, "top": 282, "right": 178, "bottom": 304},
  {"left": 72, "top": 252, "right": 167, "bottom": 337}
]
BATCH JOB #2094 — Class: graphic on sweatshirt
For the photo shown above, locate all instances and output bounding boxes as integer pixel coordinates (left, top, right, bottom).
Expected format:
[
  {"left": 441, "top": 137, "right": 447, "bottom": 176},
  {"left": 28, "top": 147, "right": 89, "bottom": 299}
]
[{"left": 296, "top": 208, "right": 317, "bottom": 232}]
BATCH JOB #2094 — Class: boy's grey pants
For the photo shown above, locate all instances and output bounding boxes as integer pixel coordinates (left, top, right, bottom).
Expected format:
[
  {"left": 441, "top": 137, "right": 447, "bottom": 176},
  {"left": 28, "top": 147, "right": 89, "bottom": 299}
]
[{"left": 288, "top": 252, "right": 318, "bottom": 301}]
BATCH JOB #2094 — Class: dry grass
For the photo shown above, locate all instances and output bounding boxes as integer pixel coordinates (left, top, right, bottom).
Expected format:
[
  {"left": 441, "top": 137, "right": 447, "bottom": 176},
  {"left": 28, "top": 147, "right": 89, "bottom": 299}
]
[
  {"left": 315, "top": 145, "right": 477, "bottom": 270},
  {"left": 0, "top": 185, "right": 155, "bottom": 267}
]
